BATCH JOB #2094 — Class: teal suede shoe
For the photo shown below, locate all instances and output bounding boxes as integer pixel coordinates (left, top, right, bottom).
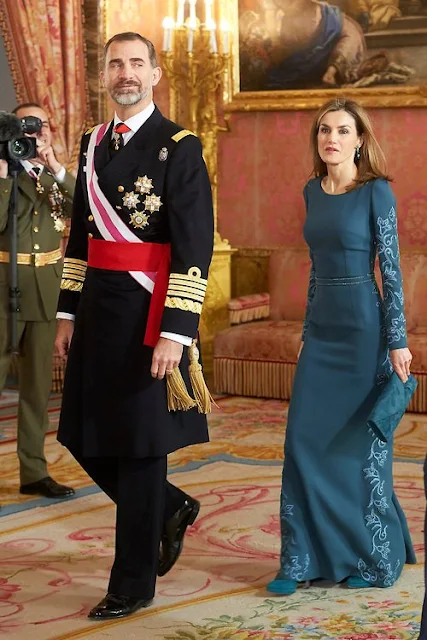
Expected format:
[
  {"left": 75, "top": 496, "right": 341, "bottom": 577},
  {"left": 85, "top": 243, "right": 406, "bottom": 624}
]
[
  {"left": 266, "top": 578, "right": 297, "bottom": 595},
  {"left": 346, "top": 576, "right": 372, "bottom": 589}
]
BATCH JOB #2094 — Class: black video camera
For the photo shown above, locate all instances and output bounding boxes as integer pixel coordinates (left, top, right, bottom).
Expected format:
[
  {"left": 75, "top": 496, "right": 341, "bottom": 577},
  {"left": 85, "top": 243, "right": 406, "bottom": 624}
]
[{"left": 0, "top": 112, "right": 42, "bottom": 164}]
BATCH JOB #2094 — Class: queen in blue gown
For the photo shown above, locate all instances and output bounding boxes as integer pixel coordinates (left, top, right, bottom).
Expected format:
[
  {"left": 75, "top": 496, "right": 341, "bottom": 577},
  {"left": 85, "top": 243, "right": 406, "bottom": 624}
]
[{"left": 268, "top": 98, "right": 416, "bottom": 595}]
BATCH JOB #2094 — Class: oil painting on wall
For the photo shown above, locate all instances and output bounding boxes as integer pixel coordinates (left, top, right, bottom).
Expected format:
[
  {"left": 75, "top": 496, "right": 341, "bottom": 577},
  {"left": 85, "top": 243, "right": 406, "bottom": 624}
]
[{"left": 229, "top": 0, "right": 427, "bottom": 109}]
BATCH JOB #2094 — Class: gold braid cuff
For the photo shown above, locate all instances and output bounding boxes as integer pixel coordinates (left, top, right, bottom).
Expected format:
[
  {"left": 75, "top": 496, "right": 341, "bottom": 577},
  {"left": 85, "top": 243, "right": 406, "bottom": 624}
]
[
  {"left": 164, "top": 297, "right": 202, "bottom": 314},
  {"left": 165, "top": 267, "right": 207, "bottom": 312},
  {"left": 60, "top": 279, "right": 83, "bottom": 292},
  {"left": 61, "top": 258, "right": 87, "bottom": 292}
]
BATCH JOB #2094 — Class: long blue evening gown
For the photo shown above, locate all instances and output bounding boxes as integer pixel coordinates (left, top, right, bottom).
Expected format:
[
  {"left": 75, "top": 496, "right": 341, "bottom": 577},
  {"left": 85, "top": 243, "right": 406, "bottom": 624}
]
[{"left": 274, "top": 177, "right": 416, "bottom": 588}]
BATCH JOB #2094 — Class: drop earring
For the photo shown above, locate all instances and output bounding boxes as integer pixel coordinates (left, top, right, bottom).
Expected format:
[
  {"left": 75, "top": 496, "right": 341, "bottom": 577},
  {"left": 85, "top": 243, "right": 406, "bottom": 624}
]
[{"left": 355, "top": 145, "right": 361, "bottom": 161}]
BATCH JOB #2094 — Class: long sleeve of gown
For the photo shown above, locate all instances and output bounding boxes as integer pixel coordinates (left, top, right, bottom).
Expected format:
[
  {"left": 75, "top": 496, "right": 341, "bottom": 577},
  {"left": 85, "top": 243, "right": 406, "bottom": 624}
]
[
  {"left": 302, "top": 183, "right": 316, "bottom": 341},
  {"left": 372, "top": 179, "right": 407, "bottom": 350},
  {"left": 302, "top": 250, "right": 316, "bottom": 341}
]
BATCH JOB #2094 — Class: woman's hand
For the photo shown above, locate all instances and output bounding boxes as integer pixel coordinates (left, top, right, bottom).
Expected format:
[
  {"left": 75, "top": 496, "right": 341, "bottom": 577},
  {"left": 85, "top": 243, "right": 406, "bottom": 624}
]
[{"left": 390, "top": 347, "right": 412, "bottom": 383}]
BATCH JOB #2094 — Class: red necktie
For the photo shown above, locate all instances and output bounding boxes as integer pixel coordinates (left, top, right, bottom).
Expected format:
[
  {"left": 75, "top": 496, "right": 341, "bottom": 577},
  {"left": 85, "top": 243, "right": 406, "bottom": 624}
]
[{"left": 114, "top": 122, "right": 131, "bottom": 134}]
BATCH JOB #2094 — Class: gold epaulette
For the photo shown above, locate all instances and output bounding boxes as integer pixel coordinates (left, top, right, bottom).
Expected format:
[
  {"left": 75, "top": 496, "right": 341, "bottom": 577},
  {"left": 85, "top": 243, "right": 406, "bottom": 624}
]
[
  {"left": 84, "top": 126, "right": 96, "bottom": 135},
  {"left": 171, "top": 129, "right": 197, "bottom": 143}
]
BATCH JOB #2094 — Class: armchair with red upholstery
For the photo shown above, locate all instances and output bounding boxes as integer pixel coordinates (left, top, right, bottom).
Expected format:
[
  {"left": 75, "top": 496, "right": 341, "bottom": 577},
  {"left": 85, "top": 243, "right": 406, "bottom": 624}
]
[{"left": 213, "top": 247, "right": 427, "bottom": 412}]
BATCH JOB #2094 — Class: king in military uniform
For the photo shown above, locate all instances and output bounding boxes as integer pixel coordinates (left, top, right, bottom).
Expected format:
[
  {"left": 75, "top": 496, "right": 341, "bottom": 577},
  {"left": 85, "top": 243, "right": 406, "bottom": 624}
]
[
  {"left": 55, "top": 32, "right": 214, "bottom": 619},
  {"left": 0, "top": 103, "right": 75, "bottom": 500}
]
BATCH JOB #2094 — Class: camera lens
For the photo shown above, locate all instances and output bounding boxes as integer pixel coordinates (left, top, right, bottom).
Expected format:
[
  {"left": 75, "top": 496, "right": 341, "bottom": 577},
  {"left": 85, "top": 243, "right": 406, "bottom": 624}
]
[{"left": 7, "top": 137, "right": 37, "bottom": 162}]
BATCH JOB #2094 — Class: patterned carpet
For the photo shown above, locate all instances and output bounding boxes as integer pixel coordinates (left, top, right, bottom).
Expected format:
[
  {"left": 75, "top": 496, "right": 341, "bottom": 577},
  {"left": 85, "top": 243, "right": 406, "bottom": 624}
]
[{"left": 0, "top": 393, "right": 425, "bottom": 639}]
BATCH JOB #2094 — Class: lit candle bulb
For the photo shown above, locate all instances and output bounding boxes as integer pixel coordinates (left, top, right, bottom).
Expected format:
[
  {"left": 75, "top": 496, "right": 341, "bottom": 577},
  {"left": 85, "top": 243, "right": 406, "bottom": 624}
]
[
  {"left": 205, "top": 0, "right": 213, "bottom": 25},
  {"left": 187, "top": 28, "right": 194, "bottom": 52},
  {"left": 176, "top": 0, "right": 185, "bottom": 26},
  {"left": 186, "top": 13, "right": 197, "bottom": 53},
  {"left": 220, "top": 19, "right": 230, "bottom": 55},
  {"left": 189, "top": 0, "right": 197, "bottom": 22},
  {"left": 207, "top": 19, "right": 217, "bottom": 53},
  {"left": 162, "top": 17, "right": 175, "bottom": 51}
]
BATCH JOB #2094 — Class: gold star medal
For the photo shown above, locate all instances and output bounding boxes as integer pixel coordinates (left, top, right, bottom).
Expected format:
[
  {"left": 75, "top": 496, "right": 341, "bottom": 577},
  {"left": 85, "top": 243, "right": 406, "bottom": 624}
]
[
  {"left": 143, "top": 194, "right": 162, "bottom": 213},
  {"left": 134, "top": 175, "right": 153, "bottom": 194},
  {"left": 129, "top": 212, "right": 150, "bottom": 229},
  {"left": 54, "top": 218, "right": 66, "bottom": 233},
  {"left": 122, "top": 191, "right": 140, "bottom": 210}
]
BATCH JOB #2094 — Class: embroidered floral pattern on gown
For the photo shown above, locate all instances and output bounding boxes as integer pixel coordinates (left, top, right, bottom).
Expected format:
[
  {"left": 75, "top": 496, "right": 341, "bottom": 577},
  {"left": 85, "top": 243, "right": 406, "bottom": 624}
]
[{"left": 277, "top": 178, "right": 416, "bottom": 587}]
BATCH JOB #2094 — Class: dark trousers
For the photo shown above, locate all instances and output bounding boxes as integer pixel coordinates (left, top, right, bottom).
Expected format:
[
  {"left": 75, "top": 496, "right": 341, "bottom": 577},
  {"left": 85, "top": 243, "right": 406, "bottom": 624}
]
[
  {"left": 71, "top": 450, "right": 187, "bottom": 599},
  {"left": 419, "top": 456, "right": 427, "bottom": 639}
]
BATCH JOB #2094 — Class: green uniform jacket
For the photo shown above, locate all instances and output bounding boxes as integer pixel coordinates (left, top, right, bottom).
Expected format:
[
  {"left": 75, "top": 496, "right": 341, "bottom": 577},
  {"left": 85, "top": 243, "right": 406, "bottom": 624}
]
[{"left": 0, "top": 168, "right": 75, "bottom": 321}]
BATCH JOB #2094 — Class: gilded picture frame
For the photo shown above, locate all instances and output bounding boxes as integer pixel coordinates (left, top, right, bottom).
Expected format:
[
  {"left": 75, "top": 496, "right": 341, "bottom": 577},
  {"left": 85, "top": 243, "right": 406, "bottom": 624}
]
[{"left": 221, "top": 0, "right": 427, "bottom": 111}]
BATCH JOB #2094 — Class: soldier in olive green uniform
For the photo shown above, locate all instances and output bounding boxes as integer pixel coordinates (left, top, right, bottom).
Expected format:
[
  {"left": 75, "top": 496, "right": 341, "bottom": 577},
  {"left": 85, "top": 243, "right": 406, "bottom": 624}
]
[{"left": 0, "top": 104, "right": 75, "bottom": 499}]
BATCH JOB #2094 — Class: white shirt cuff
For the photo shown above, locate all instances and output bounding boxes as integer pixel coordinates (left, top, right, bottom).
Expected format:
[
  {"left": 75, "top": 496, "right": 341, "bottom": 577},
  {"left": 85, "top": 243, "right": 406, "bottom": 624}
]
[
  {"left": 54, "top": 166, "right": 66, "bottom": 183},
  {"left": 160, "top": 331, "right": 192, "bottom": 346},
  {"left": 56, "top": 312, "right": 75, "bottom": 321}
]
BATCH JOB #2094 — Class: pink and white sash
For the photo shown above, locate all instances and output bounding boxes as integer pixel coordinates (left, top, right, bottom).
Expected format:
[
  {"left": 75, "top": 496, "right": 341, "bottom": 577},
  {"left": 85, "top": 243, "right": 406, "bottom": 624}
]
[{"left": 85, "top": 123, "right": 156, "bottom": 293}]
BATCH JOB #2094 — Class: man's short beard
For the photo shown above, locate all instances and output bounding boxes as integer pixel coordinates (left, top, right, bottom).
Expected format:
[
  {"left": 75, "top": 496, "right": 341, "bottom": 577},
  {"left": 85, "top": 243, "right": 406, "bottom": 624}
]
[{"left": 110, "top": 88, "right": 149, "bottom": 106}]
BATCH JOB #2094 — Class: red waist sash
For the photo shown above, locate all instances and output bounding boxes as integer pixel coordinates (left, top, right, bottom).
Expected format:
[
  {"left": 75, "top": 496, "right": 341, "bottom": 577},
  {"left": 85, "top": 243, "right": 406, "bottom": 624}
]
[{"left": 88, "top": 238, "right": 171, "bottom": 348}]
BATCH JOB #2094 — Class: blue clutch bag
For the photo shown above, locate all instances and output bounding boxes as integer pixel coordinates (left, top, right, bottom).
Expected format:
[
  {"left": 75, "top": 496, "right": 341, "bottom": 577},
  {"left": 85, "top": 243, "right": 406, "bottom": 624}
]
[{"left": 367, "top": 372, "right": 417, "bottom": 443}]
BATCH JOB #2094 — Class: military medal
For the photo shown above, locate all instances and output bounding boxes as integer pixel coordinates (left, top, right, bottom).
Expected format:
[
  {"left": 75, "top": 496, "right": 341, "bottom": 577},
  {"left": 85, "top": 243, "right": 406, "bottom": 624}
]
[
  {"left": 129, "top": 212, "right": 150, "bottom": 229},
  {"left": 49, "top": 182, "right": 66, "bottom": 232},
  {"left": 113, "top": 132, "right": 121, "bottom": 151},
  {"left": 134, "top": 175, "right": 153, "bottom": 194},
  {"left": 143, "top": 194, "right": 162, "bottom": 213},
  {"left": 159, "top": 147, "right": 168, "bottom": 161},
  {"left": 54, "top": 218, "right": 66, "bottom": 233},
  {"left": 119, "top": 176, "right": 162, "bottom": 230},
  {"left": 35, "top": 176, "right": 44, "bottom": 194},
  {"left": 122, "top": 191, "right": 140, "bottom": 209}
]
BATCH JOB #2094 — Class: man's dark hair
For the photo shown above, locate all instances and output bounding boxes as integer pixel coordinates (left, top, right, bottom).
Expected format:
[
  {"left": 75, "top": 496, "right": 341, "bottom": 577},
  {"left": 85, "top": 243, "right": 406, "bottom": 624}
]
[
  {"left": 103, "top": 32, "right": 158, "bottom": 68},
  {"left": 12, "top": 102, "right": 43, "bottom": 114}
]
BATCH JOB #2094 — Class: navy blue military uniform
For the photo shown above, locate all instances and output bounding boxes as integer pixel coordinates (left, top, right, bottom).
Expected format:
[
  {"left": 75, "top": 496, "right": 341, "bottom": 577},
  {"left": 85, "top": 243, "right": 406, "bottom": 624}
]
[{"left": 57, "top": 105, "right": 213, "bottom": 600}]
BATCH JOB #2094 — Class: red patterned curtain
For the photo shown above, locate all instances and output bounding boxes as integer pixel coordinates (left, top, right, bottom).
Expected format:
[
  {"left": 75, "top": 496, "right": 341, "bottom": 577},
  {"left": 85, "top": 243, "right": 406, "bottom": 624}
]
[{"left": 0, "top": 0, "right": 92, "bottom": 170}]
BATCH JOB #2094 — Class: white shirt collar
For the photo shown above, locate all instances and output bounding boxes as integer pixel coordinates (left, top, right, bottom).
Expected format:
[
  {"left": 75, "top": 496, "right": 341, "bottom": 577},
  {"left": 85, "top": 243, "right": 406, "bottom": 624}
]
[
  {"left": 113, "top": 102, "right": 155, "bottom": 133},
  {"left": 20, "top": 159, "right": 44, "bottom": 175}
]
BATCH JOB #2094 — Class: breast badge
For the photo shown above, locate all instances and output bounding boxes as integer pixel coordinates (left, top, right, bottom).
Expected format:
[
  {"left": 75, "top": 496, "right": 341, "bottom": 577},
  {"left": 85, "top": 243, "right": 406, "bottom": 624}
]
[
  {"left": 129, "top": 212, "right": 150, "bottom": 229},
  {"left": 143, "top": 194, "right": 162, "bottom": 213},
  {"left": 134, "top": 175, "right": 153, "bottom": 194},
  {"left": 120, "top": 177, "right": 163, "bottom": 230},
  {"left": 122, "top": 191, "right": 141, "bottom": 210},
  {"left": 49, "top": 183, "right": 67, "bottom": 233},
  {"left": 158, "top": 147, "right": 168, "bottom": 161}
]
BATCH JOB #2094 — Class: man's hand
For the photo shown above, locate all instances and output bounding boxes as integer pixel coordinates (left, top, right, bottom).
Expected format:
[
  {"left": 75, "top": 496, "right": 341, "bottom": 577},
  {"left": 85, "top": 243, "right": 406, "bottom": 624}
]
[
  {"left": 55, "top": 319, "right": 74, "bottom": 360},
  {"left": 36, "top": 144, "right": 62, "bottom": 175},
  {"left": 151, "top": 337, "right": 183, "bottom": 380},
  {"left": 0, "top": 160, "right": 8, "bottom": 179}
]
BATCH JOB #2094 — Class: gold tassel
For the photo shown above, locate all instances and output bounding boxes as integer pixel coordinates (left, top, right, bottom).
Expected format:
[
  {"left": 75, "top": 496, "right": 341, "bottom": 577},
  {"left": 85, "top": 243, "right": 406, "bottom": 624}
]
[
  {"left": 166, "top": 367, "right": 197, "bottom": 412},
  {"left": 188, "top": 340, "right": 218, "bottom": 414}
]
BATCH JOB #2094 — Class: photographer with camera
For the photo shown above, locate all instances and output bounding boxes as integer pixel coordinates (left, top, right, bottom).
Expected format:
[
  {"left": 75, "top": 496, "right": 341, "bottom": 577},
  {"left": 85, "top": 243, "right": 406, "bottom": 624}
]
[{"left": 0, "top": 103, "right": 75, "bottom": 499}]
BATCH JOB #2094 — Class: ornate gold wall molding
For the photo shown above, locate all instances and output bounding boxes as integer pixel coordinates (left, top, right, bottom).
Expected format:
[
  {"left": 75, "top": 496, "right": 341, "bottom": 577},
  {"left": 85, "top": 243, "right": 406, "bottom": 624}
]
[{"left": 225, "top": 86, "right": 427, "bottom": 113}]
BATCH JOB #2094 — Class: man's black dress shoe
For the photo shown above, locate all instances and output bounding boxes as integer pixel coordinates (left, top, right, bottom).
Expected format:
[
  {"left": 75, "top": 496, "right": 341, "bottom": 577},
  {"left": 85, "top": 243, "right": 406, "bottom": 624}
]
[
  {"left": 20, "top": 476, "right": 75, "bottom": 499},
  {"left": 158, "top": 497, "right": 200, "bottom": 577},
  {"left": 88, "top": 593, "right": 153, "bottom": 620}
]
